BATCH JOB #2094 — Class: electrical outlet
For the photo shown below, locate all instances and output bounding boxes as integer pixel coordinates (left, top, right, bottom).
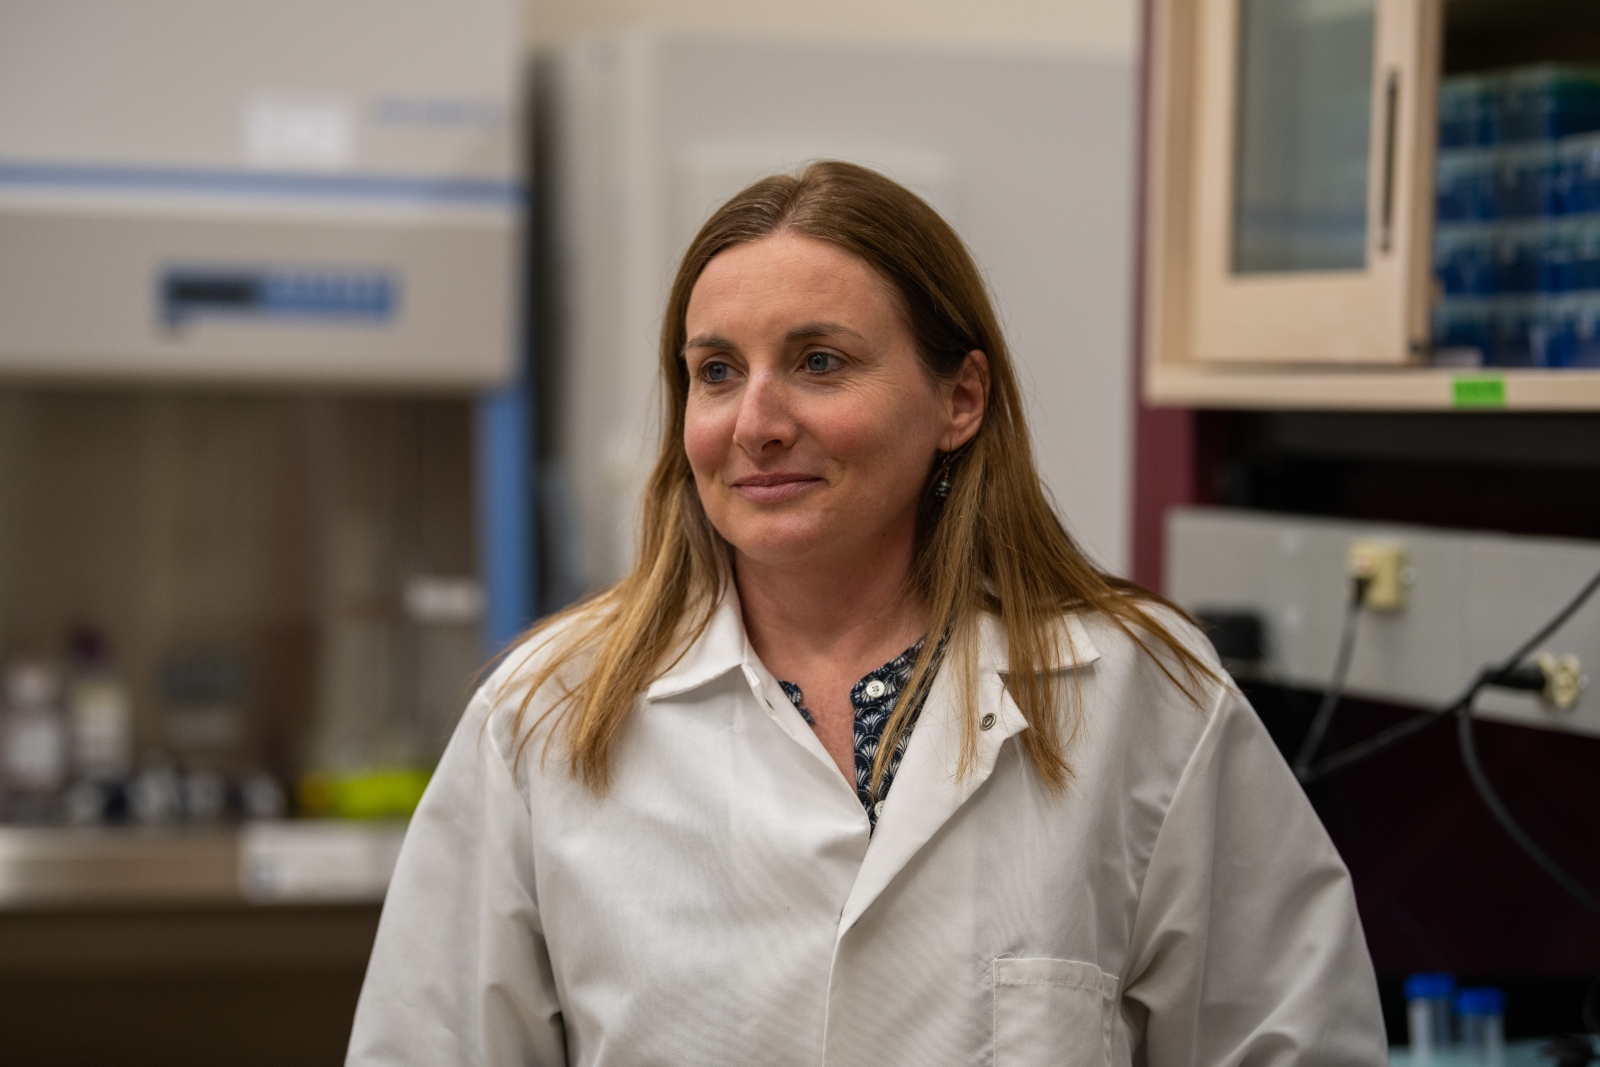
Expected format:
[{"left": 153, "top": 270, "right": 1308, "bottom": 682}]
[
  {"left": 1536, "top": 652, "right": 1586, "bottom": 711},
  {"left": 1347, "top": 539, "right": 1410, "bottom": 611},
  {"left": 1168, "top": 507, "right": 1600, "bottom": 738}
]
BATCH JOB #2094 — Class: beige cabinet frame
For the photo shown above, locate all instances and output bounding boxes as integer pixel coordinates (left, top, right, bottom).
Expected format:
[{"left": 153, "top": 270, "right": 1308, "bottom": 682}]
[
  {"left": 1142, "top": 0, "right": 1600, "bottom": 409},
  {"left": 1191, "top": 0, "right": 1439, "bottom": 364},
  {"left": 1144, "top": 0, "right": 1441, "bottom": 366}
]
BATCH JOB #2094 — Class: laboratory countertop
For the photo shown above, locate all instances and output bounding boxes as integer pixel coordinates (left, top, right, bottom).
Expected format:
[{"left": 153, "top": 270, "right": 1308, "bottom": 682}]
[
  {"left": 1389, "top": 1040, "right": 1588, "bottom": 1067},
  {"left": 0, "top": 820, "right": 408, "bottom": 909}
]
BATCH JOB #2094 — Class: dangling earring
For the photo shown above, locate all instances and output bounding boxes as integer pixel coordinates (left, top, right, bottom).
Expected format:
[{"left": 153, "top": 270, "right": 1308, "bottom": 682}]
[{"left": 932, "top": 451, "right": 955, "bottom": 500}]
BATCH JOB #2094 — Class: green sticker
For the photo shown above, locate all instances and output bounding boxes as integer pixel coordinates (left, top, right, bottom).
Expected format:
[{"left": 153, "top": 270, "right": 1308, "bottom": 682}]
[{"left": 1452, "top": 375, "right": 1506, "bottom": 408}]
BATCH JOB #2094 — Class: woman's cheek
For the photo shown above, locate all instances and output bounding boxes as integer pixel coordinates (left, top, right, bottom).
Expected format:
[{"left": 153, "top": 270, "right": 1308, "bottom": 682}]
[
  {"left": 805, "top": 394, "right": 887, "bottom": 458},
  {"left": 810, "top": 391, "right": 925, "bottom": 470},
  {"left": 683, "top": 403, "right": 730, "bottom": 481}
]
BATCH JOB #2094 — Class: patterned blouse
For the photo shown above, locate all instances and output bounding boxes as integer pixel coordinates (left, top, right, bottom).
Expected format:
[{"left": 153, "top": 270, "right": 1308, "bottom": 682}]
[{"left": 777, "top": 637, "right": 940, "bottom": 830}]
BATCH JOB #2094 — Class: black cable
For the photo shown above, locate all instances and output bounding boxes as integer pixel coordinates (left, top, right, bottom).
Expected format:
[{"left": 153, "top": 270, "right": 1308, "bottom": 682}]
[
  {"left": 1301, "top": 566, "right": 1600, "bottom": 784},
  {"left": 1294, "top": 576, "right": 1368, "bottom": 781},
  {"left": 1298, "top": 565, "right": 1600, "bottom": 920},
  {"left": 1303, "top": 671, "right": 1485, "bottom": 783},
  {"left": 1294, "top": 565, "right": 1600, "bottom": 1034},
  {"left": 1489, "top": 567, "right": 1600, "bottom": 677},
  {"left": 1457, "top": 695, "right": 1600, "bottom": 920},
  {"left": 1300, "top": 708, "right": 1442, "bottom": 782}
]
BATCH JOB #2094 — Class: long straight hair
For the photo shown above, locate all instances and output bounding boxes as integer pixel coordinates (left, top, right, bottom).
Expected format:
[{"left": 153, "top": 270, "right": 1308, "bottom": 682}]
[{"left": 511, "top": 161, "right": 1214, "bottom": 795}]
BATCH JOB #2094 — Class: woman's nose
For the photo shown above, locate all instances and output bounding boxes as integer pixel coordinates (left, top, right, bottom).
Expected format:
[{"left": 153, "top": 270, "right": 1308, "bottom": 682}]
[{"left": 731, "top": 371, "right": 796, "bottom": 454}]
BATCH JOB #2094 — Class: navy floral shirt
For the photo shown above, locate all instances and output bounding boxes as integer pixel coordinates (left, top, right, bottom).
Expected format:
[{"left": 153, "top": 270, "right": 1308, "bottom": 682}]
[{"left": 777, "top": 637, "right": 940, "bottom": 830}]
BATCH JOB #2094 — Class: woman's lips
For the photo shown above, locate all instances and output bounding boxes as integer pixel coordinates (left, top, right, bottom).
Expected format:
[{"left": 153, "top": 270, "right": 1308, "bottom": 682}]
[{"left": 729, "top": 473, "right": 824, "bottom": 504}]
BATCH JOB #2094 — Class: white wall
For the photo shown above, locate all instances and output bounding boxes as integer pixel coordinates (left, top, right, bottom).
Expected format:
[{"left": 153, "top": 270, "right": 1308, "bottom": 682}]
[
  {"left": 530, "top": 0, "right": 1141, "bottom": 587},
  {"left": 525, "top": 0, "right": 1137, "bottom": 56},
  {"left": 544, "top": 35, "right": 1137, "bottom": 588}
]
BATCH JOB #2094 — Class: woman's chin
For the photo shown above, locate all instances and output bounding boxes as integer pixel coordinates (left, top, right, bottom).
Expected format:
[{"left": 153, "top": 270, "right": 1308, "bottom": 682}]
[{"left": 723, "top": 525, "right": 836, "bottom": 570}]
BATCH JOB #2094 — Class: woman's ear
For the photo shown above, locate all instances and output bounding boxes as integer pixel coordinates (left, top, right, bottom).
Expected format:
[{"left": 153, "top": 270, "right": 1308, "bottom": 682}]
[{"left": 940, "top": 350, "right": 989, "bottom": 451}]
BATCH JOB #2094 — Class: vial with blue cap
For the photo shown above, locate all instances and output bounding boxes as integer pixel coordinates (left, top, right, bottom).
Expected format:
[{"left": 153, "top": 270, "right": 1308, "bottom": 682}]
[
  {"left": 1456, "top": 987, "right": 1505, "bottom": 1067},
  {"left": 1404, "top": 972, "right": 1456, "bottom": 1060}
]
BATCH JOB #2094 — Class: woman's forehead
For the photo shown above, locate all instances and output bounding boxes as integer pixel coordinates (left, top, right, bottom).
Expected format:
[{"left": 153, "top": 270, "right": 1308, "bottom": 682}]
[{"left": 685, "top": 233, "right": 902, "bottom": 339}]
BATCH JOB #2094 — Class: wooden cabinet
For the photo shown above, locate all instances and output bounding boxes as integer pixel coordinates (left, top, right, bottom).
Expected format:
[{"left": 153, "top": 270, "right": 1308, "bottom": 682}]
[{"left": 1142, "top": 0, "right": 1600, "bottom": 409}]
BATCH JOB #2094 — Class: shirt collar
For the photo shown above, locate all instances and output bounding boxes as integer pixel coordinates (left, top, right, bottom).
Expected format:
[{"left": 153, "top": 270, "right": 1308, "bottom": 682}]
[{"left": 644, "top": 583, "right": 1101, "bottom": 704}]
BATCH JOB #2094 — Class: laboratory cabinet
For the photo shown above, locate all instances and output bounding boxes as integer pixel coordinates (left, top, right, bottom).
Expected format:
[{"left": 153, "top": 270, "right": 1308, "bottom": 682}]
[{"left": 1142, "top": 0, "right": 1600, "bottom": 409}]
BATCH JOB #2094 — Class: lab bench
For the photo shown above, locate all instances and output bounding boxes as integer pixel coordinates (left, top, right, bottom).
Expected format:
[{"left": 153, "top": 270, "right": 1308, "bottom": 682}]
[
  {"left": 0, "top": 822, "right": 404, "bottom": 1067},
  {"left": 1390, "top": 1042, "right": 1589, "bottom": 1067}
]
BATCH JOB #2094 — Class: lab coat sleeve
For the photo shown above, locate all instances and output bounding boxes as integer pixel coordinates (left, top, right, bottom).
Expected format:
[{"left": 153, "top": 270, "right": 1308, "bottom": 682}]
[
  {"left": 1121, "top": 685, "right": 1387, "bottom": 1067},
  {"left": 347, "top": 686, "right": 566, "bottom": 1067}
]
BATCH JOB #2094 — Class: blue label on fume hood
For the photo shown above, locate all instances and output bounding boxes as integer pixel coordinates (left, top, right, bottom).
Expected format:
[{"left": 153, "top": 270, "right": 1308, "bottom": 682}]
[{"left": 160, "top": 266, "right": 399, "bottom": 327}]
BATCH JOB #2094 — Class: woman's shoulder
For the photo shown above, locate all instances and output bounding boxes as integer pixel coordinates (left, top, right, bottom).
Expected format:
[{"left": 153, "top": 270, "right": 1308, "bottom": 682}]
[
  {"left": 1062, "top": 601, "right": 1252, "bottom": 796},
  {"left": 1072, "top": 596, "right": 1216, "bottom": 655},
  {"left": 469, "top": 606, "right": 604, "bottom": 741},
  {"left": 1066, "top": 597, "right": 1232, "bottom": 708}
]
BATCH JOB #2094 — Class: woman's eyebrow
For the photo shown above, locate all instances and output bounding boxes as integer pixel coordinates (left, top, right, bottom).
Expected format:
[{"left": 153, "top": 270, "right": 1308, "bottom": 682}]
[
  {"left": 683, "top": 332, "right": 735, "bottom": 353},
  {"left": 682, "top": 322, "right": 865, "bottom": 355},
  {"left": 787, "top": 322, "right": 865, "bottom": 344}
]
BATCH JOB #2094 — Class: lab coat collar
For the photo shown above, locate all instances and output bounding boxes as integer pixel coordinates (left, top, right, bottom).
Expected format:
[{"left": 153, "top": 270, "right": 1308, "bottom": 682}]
[
  {"left": 644, "top": 584, "right": 1102, "bottom": 704},
  {"left": 837, "top": 611, "right": 1100, "bottom": 938},
  {"left": 643, "top": 584, "right": 751, "bottom": 702},
  {"left": 641, "top": 583, "right": 1103, "bottom": 937},
  {"left": 642, "top": 582, "right": 850, "bottom": 778}
]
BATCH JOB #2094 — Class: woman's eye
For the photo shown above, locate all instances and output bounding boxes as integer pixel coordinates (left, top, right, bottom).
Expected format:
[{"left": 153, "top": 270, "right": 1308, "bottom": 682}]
[
  {"left": 803, "top": 351, "right": 839, "bottom": 373},
  {"left": 702, "top": 361, "right": 731, "bottom": 383}
]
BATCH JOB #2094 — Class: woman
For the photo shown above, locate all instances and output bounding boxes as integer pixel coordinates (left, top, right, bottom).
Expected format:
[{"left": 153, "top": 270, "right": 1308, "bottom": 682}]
[{"left": 349, "top": 162, "right": 1384, "bottom": 1067}]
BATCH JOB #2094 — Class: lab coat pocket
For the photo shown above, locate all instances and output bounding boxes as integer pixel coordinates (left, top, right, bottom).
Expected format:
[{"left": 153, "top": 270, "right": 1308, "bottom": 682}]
[{"left": 992, "top": 957, "right": 1118, "bottom": 1067}]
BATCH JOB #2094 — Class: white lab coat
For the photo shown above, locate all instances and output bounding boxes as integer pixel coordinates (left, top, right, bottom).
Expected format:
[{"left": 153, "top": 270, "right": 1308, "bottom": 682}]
[{"left": 348, "top": 591, "right": 1385, "bottom": 1067}]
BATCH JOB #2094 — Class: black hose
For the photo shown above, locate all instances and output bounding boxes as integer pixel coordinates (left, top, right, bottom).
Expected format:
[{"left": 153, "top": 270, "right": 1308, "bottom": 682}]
[
  {"left": 1300, "top": 567, "right": 1600, "bottom": 783},
  {"left": 1456, "top": 696, "right": 1600, "bottom": 921},
  {"left": 1294, "top": 579, "right": 1367, "bottom": 781}
]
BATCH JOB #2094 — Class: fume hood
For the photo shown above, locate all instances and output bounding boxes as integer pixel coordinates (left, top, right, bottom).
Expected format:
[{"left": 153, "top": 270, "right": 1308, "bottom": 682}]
[{"left": 0, "top": 0, "right": 522, "bottom": 387}]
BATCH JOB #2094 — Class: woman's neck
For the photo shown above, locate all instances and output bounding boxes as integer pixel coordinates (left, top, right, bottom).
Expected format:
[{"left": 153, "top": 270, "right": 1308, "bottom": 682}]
[{"left": 735, "top": 539, "right": 928, "bottom": 680}]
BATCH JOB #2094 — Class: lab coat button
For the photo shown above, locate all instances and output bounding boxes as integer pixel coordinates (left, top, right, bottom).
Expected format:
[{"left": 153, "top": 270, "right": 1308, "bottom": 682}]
[
  {"left": 864, "top": 679, "right": 887, "bottom": 699},
  {"left": 980, "top": 712, "right": 997, "bottom": 730},
  {"left": 872, "top": 800, "right": 884, "bottom": 816}
]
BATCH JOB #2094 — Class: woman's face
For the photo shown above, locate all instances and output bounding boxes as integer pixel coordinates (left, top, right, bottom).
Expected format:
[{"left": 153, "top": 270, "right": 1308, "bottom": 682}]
[{"left": 682, "top": 232, "right": 986, "bottom": 570}]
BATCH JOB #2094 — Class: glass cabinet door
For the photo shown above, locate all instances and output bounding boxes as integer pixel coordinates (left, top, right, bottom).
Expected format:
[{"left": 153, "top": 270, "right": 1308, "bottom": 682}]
[
  {"left": 1233, "top": 0, "right": 1375, "bottom": 274},
  {"left": 1189, "top": 0, "right": 1440, "bottom": 363}
]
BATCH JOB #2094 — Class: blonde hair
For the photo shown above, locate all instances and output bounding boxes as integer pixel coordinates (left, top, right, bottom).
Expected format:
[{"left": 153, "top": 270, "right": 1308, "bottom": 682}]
[{"left": 512, "top": 161, "right": 1213, "bottom": 795}]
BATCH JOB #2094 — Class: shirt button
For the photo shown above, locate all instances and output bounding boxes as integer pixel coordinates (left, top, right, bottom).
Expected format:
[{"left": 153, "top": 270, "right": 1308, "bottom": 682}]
[
  {"left": 980, "top": 712, "right": 997, "bottom": 730},
  {"left": 873, "top": 800, "right": 884, "bottom": 816},
  {"left": 864, "top": 679, "right": 887, "bottom": 700}
]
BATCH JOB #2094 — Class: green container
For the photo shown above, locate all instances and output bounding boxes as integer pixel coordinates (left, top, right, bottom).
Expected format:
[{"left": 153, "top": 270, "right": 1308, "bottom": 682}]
[{"left": 298, "top": 768, "right": 432, "bottom": 819}]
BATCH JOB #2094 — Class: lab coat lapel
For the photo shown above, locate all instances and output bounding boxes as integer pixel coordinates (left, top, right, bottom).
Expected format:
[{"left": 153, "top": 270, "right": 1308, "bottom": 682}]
[
  {"left": 643, "top": 587, "right": 748, "bottom": 702},
  {"left": 644, "top": 586, "right": 848, "bottom": 781},
  {"left": 835, "top": 614, "right": 1099, "bottom": 938}
]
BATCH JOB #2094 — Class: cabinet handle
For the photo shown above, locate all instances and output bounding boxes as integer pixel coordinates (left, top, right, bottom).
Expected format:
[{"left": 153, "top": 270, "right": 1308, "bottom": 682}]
[{"left": 1379, "top": 69, "right": 1399, "bottom": 254}]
